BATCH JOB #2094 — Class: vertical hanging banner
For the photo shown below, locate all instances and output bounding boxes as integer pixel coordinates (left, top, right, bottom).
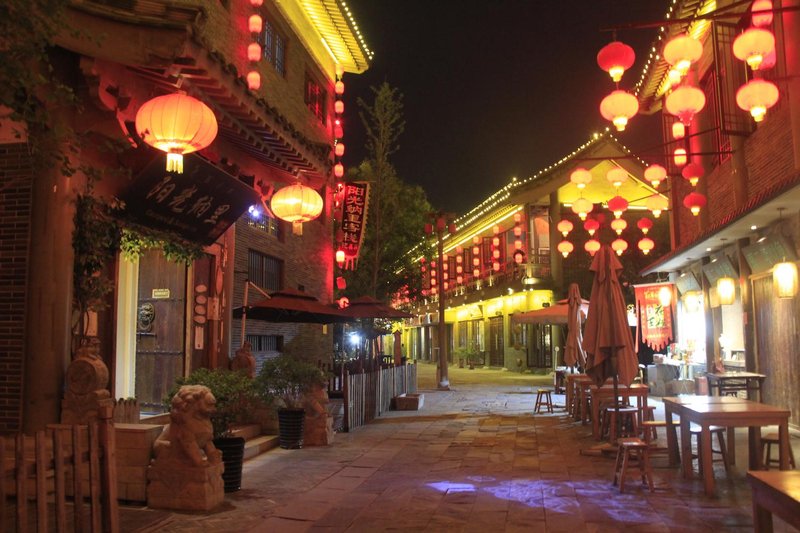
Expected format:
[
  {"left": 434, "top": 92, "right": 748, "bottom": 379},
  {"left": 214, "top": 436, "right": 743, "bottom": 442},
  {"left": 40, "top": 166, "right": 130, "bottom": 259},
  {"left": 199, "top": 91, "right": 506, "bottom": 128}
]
[
  {"left": 340, "top": 181, "right": 370, "bottom": 269},
  {"left": 634, "top": 283, "right": 675, "bottom": 351}
]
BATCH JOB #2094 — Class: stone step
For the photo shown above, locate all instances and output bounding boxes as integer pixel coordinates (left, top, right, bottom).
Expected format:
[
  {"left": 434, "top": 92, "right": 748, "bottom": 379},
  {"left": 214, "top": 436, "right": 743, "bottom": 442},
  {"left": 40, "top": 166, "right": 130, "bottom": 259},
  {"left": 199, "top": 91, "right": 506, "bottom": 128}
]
[
  {"left": 243, "top": 435, "right": 279, "bottom": 460},
  {"left": 230, "top": 423, "right": 262, "bottom": 441}
]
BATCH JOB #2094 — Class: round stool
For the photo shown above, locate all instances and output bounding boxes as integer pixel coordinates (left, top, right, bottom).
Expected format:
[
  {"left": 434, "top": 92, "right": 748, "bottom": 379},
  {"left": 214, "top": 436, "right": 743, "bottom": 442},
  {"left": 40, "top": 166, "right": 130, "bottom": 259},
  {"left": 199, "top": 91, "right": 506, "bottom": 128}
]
[
  {"left": 690, "top": 425, "right": 729, "bottom": 473},
  {"left": 612, "top": 437, "right": 654, "bottom": 493},
  {"left": 534, "top": 389, "right": 554, "bottom": 414},
  {"left": 604, "top": 406, "right": 639, "bottom": 443},
  {"left": 761, "top": 432, "right": 796, "bottom": 469}
]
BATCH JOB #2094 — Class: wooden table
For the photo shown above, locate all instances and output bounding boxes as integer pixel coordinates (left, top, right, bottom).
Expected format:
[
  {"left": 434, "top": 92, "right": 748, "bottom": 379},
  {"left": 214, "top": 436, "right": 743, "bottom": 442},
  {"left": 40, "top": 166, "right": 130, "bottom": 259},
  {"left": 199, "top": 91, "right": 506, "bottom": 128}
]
[
  {"left": 590, "top": 383, "right": 649, "bottom": 440},
  {"left": 747, "top": 470, "right": 800, "bottom": 532},
  {"left": 565, "top": 373, "right": 588, "bottom": 417},
  {"left": 706, "top": 371, "right": 766, "bottom": 402},
  {"left": 576, "top": 377, "right": 595, "bottom": 423},
  {"left": 663, "top": 396, "right": 791, "bottom": 496}
]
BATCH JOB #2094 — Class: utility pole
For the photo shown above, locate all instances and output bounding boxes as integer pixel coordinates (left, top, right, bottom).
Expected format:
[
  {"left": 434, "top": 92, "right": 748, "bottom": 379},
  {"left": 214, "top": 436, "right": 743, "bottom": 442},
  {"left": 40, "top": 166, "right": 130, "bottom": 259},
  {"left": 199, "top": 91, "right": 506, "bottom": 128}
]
[{"left": 425, "top": 212, "right": 456, "bottom": 390}]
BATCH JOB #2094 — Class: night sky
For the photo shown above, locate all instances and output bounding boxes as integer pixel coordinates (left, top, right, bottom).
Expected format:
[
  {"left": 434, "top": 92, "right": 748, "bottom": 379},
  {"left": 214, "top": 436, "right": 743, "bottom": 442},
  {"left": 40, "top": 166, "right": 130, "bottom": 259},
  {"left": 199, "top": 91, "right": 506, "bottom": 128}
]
[{"left": 342, "top": 1, "right": 668, "bottom": 213}]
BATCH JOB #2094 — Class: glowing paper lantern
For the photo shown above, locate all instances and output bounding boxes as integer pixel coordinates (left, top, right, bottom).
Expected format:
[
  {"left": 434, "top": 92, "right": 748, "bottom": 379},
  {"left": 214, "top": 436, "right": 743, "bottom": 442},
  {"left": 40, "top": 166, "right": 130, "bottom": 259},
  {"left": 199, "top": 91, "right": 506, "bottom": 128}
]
[
  {"left": 571, "top": 197, "right": 594, "bottom": 220},
  {"left": 584, "top": 239, "right": 601, "bottom": 256},
  {"left": 493, "top": 261, "right": 501, "bottom": 272},
  {"left": 610, "top": 218, "right": 627, "bottom": 235},
  {"left": 335, "top": 142, "right": 345, "bottom": 157},
  {"left": 271, "top": 183, "right": 324, "bottom": 235},
  {"left": 644, "top": 164, "right": 667, "bottom": 189},
  {"left": 752, "top": 0, "right": 773, "bottom": 27},
  {"left": 600, "top": 90, "right": 639, "bottom": 131},
  {"left": 570, "top": 167, "right": 592, "bottom": 189},
  {"left": 557, "top": 240, "right": 574, "bottom": 258},
  {"left": 247, "top": 70, "right": 261, "bottom": 90},
  {"left": 473, "top": 268, "right": 480, "bottom": 278},
  {"left": 334, "top": 120, "right": 344, "bottom": 139},
  {"left": 597, "top": 41, "right": 635, "bottom": 82},
  {"left": 736, "top": 79, "right": 779, "bottom": 122},
  {"left": 682, "top": 162, "right": 704, "bottom": 187},
  {"left": 492, "top": 249, "right": 500, "bottom": 259},
  {"left": 611, "top": 238, "right": 628, "bottom": 256},
  {"left": 514, "top": 240, "right": 523, "bottom": 250},
  {"left": 250, "top": 0, "right": 263, "bottom": 5},
  {"left": 492, "top": 236, "right": 500, "bottom": 247},
  {"left": 717, "top": 277, "right": 736, "bottom": 305},
  {"left": 658, "top": 286, "right": 672, "bottom": 306},
  {"left": 248, "top": 14, "right": 263, "bottom": 33},
  {"left": 135, "top": 93, "right": 218, "bottom": 173},
  {"left": 607, "top": 168, "right": 628, "bottom": 188},
  {"left": 584, "top": 218, "right": 600, "bottom": 236},
  {"left": 334, "top": 163, "right": 344, "bottom": 178},
  {"left": 557, "top": 220, "right": 573, "bottom": 237},
  {"left": 663, "top": 34, "right": 702, "bottom": 75},
  {"left": 733, "top": 27, "right": 775, "bottom": 70},
  {"left": 334, "top": 100, "right": 344, "bottom": 114},
  {"left": 514, "top": 226, "right": 522, "bottom": 237},
  {"left": 335, "top": 80, "right": 345, "bottom": 95},
  {"left": 247, "top": 43, "right": 262, "bottom": 62},
  {"left": 637, "top": 217, "right": 653, "bottom": 235},
  {"left": 665, "top": 84, "right": 706, "bottom": 125},
  {"left": 773, "top": 261, "right": 798, "bottom": 298},
  {"left": 673, "top": 148, "right": 688, "bottom": 166},
  {"left": 607, "top": 195, "right": 629, "bottom": 218},
  {"left": 683, "top": 291, "right": 701, "bottom": 312},
  {"left": 683, "top": 191, "right": 706, "bottom": 216},
  {"left": 647, "top": 195, "right": 669, "bottom": 218},
  {"left": 672, "top": 121, "right": 686, "bottom": 139},
  {"left": 335, "top": 249, "right": 345, "bottom": 267},
  {"left": 638, "top": 237, "right": 655, "bottom": 255}
]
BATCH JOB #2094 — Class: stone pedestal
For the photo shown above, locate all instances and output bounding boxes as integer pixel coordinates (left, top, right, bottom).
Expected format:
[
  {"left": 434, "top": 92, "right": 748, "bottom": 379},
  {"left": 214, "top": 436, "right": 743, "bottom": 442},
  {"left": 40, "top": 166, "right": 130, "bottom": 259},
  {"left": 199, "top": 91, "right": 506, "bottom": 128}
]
[
  {"left": 394, "top": 393, "right": 424, "bottom": 410},
  {"left": 147, "top": 461, "right": 224, "bottom": 511},
  {"left": 61, "top": 344, "right": 113, "bottom": 424}
]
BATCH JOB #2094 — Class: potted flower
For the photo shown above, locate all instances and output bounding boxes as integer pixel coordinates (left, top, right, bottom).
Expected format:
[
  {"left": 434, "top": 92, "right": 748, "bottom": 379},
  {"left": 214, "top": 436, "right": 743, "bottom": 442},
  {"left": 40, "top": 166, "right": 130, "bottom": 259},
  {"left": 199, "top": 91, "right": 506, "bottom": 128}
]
[
  {"left": 166, "top": 368, "right": 259, "bottom": 492},
  {"left": 255, "top": 354, "right": 328, "bottom": 449},
  {"left": 466, "top": 350, "right": 482, "bottom": 370}
]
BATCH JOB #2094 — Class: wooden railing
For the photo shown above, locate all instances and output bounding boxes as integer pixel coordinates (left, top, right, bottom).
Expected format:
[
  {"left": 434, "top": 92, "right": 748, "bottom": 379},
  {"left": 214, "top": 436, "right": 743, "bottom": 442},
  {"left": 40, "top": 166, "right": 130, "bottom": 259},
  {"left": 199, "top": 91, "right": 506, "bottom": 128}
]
[
  {"left": 343, "top": 364, "right": 417, "bottom": 432},
  {"left": 1, "top": 406, "right": 119, "bottom": 532}
]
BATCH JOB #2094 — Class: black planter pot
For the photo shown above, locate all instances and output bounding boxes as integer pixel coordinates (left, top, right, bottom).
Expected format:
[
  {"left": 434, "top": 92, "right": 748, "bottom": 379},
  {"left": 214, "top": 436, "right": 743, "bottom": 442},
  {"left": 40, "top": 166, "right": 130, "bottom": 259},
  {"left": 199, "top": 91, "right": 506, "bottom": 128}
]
[
  {"left": 277, "top": 408, "right": 305, "bottom": 449},
  {"left": 213, "top": 436, "right": 246, "bottom": 493}
]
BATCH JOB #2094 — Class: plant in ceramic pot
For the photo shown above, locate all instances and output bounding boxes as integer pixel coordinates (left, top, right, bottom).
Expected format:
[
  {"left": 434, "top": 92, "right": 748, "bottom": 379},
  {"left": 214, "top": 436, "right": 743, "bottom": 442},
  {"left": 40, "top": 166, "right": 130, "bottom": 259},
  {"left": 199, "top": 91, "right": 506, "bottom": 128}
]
[
  {"left": 166, "top": 368, "right": 259, "bottom": 492},
  {"left": 255, "top": 354, "right": 328, "bottom": 449}
]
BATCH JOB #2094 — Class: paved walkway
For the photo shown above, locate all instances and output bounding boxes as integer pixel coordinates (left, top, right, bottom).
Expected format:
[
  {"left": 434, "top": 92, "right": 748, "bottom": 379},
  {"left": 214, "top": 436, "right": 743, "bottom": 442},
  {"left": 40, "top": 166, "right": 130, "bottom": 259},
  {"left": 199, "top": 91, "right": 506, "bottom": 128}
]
[{"left": 123, "top": 364, "right": 798, "bottom": 532}]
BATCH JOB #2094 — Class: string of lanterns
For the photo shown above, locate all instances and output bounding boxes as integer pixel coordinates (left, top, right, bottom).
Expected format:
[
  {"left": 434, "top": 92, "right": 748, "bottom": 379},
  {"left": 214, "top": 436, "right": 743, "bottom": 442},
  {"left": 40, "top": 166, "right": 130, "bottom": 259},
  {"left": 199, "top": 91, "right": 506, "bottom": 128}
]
[{"left": 247, "top": 0, "right": 264, "bottom": 91}]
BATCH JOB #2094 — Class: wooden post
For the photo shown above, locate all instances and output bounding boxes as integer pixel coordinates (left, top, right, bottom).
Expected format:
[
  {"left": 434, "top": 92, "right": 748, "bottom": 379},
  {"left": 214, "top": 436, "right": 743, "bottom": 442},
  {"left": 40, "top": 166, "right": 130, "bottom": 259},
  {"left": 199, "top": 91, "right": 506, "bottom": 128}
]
[{"left": 98, "top": 404, "right": 119, "bottom": 533}]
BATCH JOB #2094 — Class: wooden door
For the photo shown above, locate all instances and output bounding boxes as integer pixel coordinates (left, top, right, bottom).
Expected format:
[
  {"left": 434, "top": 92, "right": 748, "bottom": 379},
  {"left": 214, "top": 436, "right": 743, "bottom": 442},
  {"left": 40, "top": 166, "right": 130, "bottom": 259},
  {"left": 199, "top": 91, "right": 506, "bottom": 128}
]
[
  {"left": 488, "top": 316, "right": 504, "bottom": 367},
  {"left": 135, "top": 250, "right": 187, "bottom": 413}
]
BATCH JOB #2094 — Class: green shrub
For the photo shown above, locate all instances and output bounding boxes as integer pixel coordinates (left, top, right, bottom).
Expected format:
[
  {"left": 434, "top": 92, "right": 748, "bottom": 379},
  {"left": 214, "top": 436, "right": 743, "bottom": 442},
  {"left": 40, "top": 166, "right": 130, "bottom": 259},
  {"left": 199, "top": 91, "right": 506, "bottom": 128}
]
[{"left": 255, "top": 354, "right": 328, "bottom": 410}]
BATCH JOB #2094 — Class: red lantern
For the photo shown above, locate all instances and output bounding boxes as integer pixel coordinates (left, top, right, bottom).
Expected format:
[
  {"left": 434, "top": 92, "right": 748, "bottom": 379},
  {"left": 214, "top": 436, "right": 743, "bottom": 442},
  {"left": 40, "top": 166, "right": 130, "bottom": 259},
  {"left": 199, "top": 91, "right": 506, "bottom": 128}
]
[
  {"left": 683, "top": 191, "right": 707, "bottom": 216},
  {"left": 247, "top": 71, "right": 261, "bottom": 90},
  {"left": 247, "top": 43, "right": 262, "bottom": 62},
  {"left": 733, "top": 27, "right": 775, "bottom": 70},
  {"left": 513, "top": 226, "right": 522, "bottom": 237},
  {"left": 570, "top": 167, "right": 592, "bottom": 189},
  {"left": 334, "top": 119, "right": 344, "bottom": 139},
  {"left": 492, "top": 236, "right": 500, "bottom": 247},
  {"left": 271, "top": 183, "right": 324, "bottom": 234},
  {"left": 472, "top": 257, "right": 480, "bottom": 267},
  {"left": 135, "top": 93, "right": 218, "bottom": 173},
  {"left": 752, "top": 0, "right": 773, "bottom": 27},
  {"left": 335, "top": 142, "right": 345, "bottom": 157},
  {"left": 473, "top": 268, "right": 480, "bottom": 278},
  {"left": 557, "top": 219, "right": 573, "bottom": 237},
  {"left": 334, "top": 100, "right": 344, "bottom": 114},
  {"left": 493, "top": 225, "right": 501, "bottom": 235},
  {"left": 637, "top": 217, "right": 653, "bottom": 235},
  {"left": 584, "top": 239, "right": 601, "bottom": 257},
  {"left": 493, "top": 249, "right": 500, "bottom": 259},
  {"left": 335, "top": 249, "right": 345, "bottom": 267},
  {"left": 514, "top": 212, "right": 522, "bottom": 223},
  {"left": 646, "top": 195, "right": 669, "bottom": 218},
  {"left": 600, "top": 90, "right": 639, "bottom": 131},
  {"left": 663, "top": 34, "right": 702, "bottom": 75},
  {"left": 736, "top": 79, "right": 779, "bottom": 122},
  {"left": 456, "top": 275, "right": 463, "bottom": 284},
  {"left": 665, "top": 84, "right": 706, "bottom": 125},
  {"left": 611, "top": 238, "right": 628, "bottom": 256},
  {"left": 638, "top": 237, "right": 655, "bottom": 255},
  {"left": 248, "top": 14, "right": 263, "bottom": 33},
  {"left": 607, "top": 168, "right": 628, "bottom": 188},
  {"left": 514, "top": 240, "right": 523, "bottom": 250},
  {"left": 493, "top": 261, "right": 501, "bottom": 272},
  {"left": 250, "top": 0, "right": 263, "bottom": 5},
  {"left": 644, "top": 164, "right": 667, "bottom": 189},
  {"left": 682, "top": 162, "right": 704, "bottom": 187},
  {"left": 607, "top": 195, "right": 629, "bottom": 218},
  {"left": 557, "top": 240, "right": 574, "bottom": 258},
  {"left": 610, "top": 218, "right": 627, "bottom": 235},
  {"left": 334, "top": 163, "right": 344, "bottom": 178},
  {"left": 335, "top": 80, "right": 345, "bottom": 95},
  {"left": 584, "top": 218, "right": 600, "bottom": 236},
  {"left": 673, "top": 148, "right": 688, "bottom": 166},
  {"left": 571, "top": 198, "right": 593, "bottom": 220},
  {"left": 336, "top": 276, "right": 347, "bottom": 290},
  {"left": 596, "top": 41, "right": 635, "bottom": 82}
]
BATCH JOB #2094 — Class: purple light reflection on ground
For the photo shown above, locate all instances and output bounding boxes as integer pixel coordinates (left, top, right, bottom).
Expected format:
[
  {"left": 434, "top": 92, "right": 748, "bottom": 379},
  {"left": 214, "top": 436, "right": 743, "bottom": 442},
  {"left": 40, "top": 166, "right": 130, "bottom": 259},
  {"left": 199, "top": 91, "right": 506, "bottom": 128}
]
[{"left": 426, "top": 482, "right": 476, "bottom": 493}]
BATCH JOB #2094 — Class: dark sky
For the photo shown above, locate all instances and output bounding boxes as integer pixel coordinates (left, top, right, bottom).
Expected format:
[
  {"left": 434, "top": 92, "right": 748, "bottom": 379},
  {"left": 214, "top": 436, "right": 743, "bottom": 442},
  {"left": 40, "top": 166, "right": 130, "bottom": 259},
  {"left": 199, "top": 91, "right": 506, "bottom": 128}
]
[{"left": 341, "top": 0, "right": 667, "bottom": 213}]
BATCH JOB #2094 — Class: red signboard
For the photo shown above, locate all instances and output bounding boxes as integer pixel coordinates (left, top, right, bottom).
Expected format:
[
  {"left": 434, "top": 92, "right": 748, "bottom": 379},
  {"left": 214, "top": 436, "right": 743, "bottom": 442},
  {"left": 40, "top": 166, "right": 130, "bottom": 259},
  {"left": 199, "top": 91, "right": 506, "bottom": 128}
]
[
  {"left": 634, "top": 283, "right": 675, "bottom": 352},
  {"left": 340, "top": 181, "right": 370, "bottom": 269}
]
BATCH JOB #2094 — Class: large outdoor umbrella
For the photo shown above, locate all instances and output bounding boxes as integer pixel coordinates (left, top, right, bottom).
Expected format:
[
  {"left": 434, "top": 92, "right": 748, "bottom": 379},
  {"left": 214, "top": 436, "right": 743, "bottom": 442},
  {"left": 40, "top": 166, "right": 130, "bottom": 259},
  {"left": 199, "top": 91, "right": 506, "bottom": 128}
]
[
  {"left": 339, "top": 296, "right": 413, "bottom": 319},
  {"left": 511, "top": 298, "right": 589, "bottom": 325},
  {"left": 582, "top": 245, "right": 637, "bottom": 389},
  {"left": 564, "top": 283, "right": 587, "bottom": 370},
  {"left": 233, "top": 288, "right": 352, "bottom": 324}
]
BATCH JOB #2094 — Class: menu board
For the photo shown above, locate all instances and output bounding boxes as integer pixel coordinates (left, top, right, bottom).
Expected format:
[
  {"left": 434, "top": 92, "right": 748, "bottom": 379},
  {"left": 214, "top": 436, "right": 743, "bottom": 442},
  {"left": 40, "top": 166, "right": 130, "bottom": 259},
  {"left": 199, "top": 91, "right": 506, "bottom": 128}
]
[
  {"left": 742, "top": 234, "right": 797, "bottom": 274},
  {"left": 675, "top": 271, "right": 701, "bottom": 294},
  {"left": 702, "top": 255, "right": 738, "bottom": 285}
]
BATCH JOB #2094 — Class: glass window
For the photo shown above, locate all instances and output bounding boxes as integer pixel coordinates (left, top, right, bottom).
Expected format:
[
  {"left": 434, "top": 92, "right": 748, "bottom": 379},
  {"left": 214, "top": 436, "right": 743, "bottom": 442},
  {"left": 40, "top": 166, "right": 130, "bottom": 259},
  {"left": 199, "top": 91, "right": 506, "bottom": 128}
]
[
  {"left": 260, "top": 16, "right": 286, "bottom": 76},
  {"left": 248, "top": 250, "right": 283, "bottom": 291},
  {"left": 304, "top": 72, "right": 327, "bottom": 123}
]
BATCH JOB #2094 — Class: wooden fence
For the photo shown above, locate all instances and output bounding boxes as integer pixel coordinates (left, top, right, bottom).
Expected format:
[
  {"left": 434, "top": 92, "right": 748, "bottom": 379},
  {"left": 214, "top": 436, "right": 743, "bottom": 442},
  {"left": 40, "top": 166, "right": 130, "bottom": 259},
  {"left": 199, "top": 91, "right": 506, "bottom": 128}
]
[
  {"left": 1, "top": 406, "right": 119, "bottom": 533},
  {"left": 343, "top": 364, "right": 417, "bottom": 432}
]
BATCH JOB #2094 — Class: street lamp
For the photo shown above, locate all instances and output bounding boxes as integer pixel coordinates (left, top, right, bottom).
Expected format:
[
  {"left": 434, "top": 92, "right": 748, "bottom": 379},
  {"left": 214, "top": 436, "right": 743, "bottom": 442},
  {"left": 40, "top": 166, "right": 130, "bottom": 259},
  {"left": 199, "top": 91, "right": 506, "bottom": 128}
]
[{"left": 425, "top": 212, "right": 456, "bottom": 390}]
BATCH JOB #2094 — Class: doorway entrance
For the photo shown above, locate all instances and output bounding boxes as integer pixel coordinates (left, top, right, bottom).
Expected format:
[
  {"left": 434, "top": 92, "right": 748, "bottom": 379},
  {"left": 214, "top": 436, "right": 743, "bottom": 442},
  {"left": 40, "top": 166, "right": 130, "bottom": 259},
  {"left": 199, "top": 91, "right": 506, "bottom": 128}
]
[{"left": 488, "top": 316, "right": 504, "bottom": 367}]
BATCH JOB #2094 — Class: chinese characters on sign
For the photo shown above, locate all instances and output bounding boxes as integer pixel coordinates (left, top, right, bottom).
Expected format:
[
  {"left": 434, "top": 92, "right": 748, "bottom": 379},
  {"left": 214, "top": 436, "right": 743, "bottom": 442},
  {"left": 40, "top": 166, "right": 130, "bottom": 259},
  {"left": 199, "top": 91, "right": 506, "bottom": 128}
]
[
  {"left": 121, "top": 154, "right": 260, "bottom": 245},
  {"left": 340, "top": 181, "right": 370, "bottom": 269},
  {"left": 634, "top": 283, "right": 675, "bottom": 351}
]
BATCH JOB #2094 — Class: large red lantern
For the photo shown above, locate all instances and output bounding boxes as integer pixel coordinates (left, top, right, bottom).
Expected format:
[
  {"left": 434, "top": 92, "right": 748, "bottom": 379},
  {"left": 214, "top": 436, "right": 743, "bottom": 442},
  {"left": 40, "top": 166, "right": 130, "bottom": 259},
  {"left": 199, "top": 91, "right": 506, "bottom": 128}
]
[
  {"left": 584, "top": 218, "right": 600, "bottom": 236},
  {"left": 644, "top": 164, "right": 667, "bottom": 189},
  {"left": 597, "top": 41, "right": 635, "bottom": 82},
  {"left": 682, "top": 162, "right": 704, "bottom": 187},
  {"left": 637, "top": 217, "right": 653, "bottom": 235},
  {"left": 570, "top": 167, "right": 592, "bottom": 189},
  {"left": 638, "top": 237, "right": 655, "bottom": 255},
  {"left": 733, "top": 27, "right": 775, "bottom": 70},
  {"left": 665, "top": 84, "right": 706, "bottom": 125},
  {"left": 557, "top": 220, "right": 573, "bottom": 237},
  {"left": 611, "top": 238, "right": 628, "bottom": 256},
  {"left": 557, "top": 240, "right": 574, "bottom": 258},
  {"left": 607, "top": 195, "right": 629, "bottom": 218},
  {"left": 736, "top": 79, "right": 779, "bottom": 122},
  {"left": 663, "top": 34, "right": 702, "bottom": 76},
  {"left": 683, "top": 191, "right": 707, "bottom": 216},
  {"left": 271, "top": 183, "right": 324, "bottom": 234},
  {"left": 135, "top": 93, "right": 218, "bottom": 173},
  {"left": 752, "top": 0, "right": 773, "bottom": 27},
  {"left": 600, "top": 90, "right": 639, "bottom": 131}
]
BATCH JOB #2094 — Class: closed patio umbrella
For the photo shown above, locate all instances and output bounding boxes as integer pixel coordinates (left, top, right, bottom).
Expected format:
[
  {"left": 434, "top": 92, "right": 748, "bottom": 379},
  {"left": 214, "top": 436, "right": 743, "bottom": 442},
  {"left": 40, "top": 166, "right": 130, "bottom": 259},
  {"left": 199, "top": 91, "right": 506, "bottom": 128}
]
[
  {"left": 339, "top": 296, "right": 413, "bottom": 320},
  {"left": 564, "top": 283, "right": 587, "bottom": 370},
  {"left": 233, "top": 288, "right": 352, "bottom": 324}
]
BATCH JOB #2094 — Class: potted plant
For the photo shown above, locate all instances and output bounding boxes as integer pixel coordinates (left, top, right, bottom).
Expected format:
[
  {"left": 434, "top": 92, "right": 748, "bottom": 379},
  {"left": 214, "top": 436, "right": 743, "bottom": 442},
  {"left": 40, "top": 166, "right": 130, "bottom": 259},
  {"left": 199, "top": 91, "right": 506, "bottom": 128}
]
[
  {"left": 166, "top": 368, "right": 259, "bottom": 492},
  {"left": 255, "top": 354, "right": 328, "bottom": 449},
  {"left": 466, "top": 350, "right": 481, "bottom": 370}
]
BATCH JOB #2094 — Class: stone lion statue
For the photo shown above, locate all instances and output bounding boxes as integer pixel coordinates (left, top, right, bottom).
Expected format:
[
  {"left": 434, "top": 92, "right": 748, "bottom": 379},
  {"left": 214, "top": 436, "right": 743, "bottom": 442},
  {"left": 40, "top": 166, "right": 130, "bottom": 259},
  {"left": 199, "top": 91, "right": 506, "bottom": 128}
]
[{"left": 153, "top": 384, "right": 222, "bottom": 467}]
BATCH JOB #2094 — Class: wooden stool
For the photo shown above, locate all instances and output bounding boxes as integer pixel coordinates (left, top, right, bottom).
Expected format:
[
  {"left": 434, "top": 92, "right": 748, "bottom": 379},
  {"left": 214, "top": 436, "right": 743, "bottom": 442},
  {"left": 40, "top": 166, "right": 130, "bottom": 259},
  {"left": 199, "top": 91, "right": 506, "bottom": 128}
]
[
  {"left": 534, "top": 389, "right": 554, "bottom": 414},
  {"left": 690, "top": 425, "right": 729, "bottom": 473},
  {"left": 642, "top": 420, "right": 671, "bottom": 456},
  {"left": 612, "top": 438, "right": 654, "bottom": 492},
  {"left": 640, "top": 405, "right": 656, "bottom": 439},
  {"left": 761, "top": 432, "right": 796, "bottom": 470},
  {"left": 604, "top": 406, "right": 639, "bottom": 443}
]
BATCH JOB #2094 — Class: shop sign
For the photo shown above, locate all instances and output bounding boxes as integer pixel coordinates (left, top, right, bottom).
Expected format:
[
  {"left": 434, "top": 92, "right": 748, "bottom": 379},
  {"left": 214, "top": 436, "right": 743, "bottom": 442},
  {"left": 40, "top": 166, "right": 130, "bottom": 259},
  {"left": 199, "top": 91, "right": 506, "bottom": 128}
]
[
  {"left": 152, "top": 288, "right": 170, "bottom": 299},
  {"left": 340, "top": 181, "right": 370, "bottom": 268},
  {"left": 634, "top": 283, "right": 675, "bottom": 351}
]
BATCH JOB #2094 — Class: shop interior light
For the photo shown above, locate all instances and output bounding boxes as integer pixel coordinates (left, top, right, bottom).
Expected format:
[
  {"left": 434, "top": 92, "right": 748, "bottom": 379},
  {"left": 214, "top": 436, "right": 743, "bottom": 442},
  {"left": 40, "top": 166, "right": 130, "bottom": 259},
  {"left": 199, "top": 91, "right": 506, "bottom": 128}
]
[
  {"left": 658, "top": 285, "right": 672, "bottom": 307},
  {"left": 717, "top": 277, "right": 736, "bottom": 305},
  {"left": 773, "top": 261, "right": 798, "bottom": 298}
]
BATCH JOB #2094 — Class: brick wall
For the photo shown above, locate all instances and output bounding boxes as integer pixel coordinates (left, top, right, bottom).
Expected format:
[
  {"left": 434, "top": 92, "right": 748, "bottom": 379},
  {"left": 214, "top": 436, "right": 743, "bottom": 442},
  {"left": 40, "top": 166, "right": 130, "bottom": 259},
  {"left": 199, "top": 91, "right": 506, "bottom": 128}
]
[{"left": 0, "top": 143, "right": 33, "bottom": 433}]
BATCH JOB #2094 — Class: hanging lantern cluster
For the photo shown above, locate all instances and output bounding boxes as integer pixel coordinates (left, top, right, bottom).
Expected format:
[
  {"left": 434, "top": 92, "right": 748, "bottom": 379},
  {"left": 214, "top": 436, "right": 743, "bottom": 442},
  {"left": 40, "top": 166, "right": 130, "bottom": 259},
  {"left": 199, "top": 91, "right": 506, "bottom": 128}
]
[
  {"left": 333, "top": 64, "right": 345, "bottom": 179},
  {"left": 734, "top": 2, "right": 779, "bottom": 122},
  {"left": 429, "top": 259, "right": 438, "bottom": 295},
  {"left": 491, "top": 225, "right": 502, "bottom": 272},
  {"left": 455, "top": 246, "right": 464, "bottom": 285},
  {"left": 513, "top": 212, "right": 525, "bottom": 264},
  {"left": 472, "top": 236, "right": 481, "bottom": 280},
  {"left": 246, "top": 0, "right": 264, "bottom": 90},
  {"left": 442, "top": 254, "right": 450, "bottom": 291},
  {"left": 597, "top": 39, "right": 638, "bottom": 131}
]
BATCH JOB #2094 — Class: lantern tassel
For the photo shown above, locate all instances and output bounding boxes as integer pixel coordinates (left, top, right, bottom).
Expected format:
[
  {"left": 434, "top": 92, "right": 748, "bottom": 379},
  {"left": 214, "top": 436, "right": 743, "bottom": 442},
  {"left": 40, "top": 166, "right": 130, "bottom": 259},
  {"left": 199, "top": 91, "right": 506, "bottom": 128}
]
[
  {"left": 166, "top": 153, "right": 184, "bottom": 174},
  {"left": 292, "top": 221, "right": 303, "bottom": 235}
]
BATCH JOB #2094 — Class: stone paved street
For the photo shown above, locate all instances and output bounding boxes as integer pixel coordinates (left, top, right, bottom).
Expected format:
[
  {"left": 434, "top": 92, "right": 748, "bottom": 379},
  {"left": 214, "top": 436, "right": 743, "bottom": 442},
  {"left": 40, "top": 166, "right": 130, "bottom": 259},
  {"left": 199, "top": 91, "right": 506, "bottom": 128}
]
[{"left": 122, "top": 364, "right": 798, "bottom": 532}]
